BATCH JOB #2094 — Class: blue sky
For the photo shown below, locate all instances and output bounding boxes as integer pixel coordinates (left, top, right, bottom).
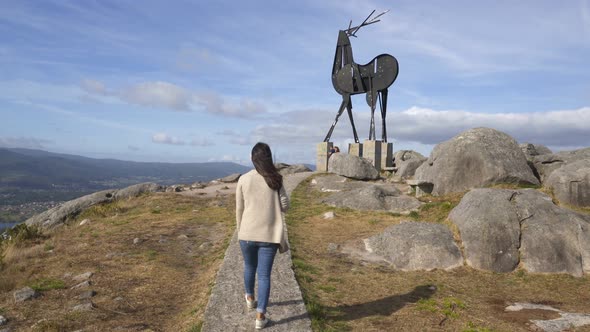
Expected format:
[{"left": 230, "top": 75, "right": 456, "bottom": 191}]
[{"left": 1, "top": 0, "right": 589, "bottom": 164}]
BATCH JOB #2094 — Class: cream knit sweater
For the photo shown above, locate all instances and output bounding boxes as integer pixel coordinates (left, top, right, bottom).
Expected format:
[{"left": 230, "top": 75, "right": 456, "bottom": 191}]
[{"left": 236, "top": 170, "right": 289, "bottom": 249}]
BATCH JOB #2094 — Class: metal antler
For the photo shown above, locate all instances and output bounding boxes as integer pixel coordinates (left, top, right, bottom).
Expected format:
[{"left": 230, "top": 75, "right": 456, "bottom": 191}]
[{"left": 345, "top": 9, "right": 389, "bottom": 37}]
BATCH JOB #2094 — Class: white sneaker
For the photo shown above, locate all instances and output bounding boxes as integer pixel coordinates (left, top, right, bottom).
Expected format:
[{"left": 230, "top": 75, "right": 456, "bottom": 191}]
[
  {"left": 245, "top": 295, "right": 256, "bottom": 309},
  {"left": 255, "top": 317, "right": 268, "bottom": 329}
]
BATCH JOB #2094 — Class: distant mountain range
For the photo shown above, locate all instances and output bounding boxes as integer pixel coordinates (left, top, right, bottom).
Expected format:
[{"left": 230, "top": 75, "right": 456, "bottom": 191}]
[
  {"left": 0, "top": 148, "right": 253, "bottom": 188},
  {"left": 0, "top": 148, "right": 253, "bottom": 209}
]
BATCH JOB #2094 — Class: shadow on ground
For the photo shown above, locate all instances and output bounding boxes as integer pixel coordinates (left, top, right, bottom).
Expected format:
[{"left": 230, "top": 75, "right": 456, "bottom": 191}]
[{"left": 330, "top": 284, "right": 436, "bottom": 321}]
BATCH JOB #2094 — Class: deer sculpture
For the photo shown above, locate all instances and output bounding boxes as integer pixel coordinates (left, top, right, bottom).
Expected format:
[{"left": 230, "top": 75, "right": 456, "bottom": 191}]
[{"left": 324, "top": 10, "right": 399, "bottom": 144}]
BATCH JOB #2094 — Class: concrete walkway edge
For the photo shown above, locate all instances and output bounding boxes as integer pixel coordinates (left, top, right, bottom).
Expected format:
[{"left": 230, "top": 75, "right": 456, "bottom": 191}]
[{"left": 202, "top": 172, "right": 314, "bottom": 331}]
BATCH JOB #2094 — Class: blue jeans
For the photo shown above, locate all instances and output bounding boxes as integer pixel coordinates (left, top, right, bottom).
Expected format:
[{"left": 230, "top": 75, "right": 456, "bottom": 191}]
[{"left": 239, "top": 240, "right": 279, "bottom": 314}]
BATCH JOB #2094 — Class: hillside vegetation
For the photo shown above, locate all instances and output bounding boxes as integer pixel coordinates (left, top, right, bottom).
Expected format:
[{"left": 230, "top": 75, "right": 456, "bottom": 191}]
[{"left": 0, "top": 192, "right": 235, "bottom": 331}]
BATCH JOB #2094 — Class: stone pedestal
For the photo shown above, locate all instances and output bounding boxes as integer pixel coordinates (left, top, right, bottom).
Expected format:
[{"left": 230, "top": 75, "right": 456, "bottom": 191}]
[
  {"left": 407, "top": 180, "right": 434, "bottom": 198},
  {"left": 348, "top": 143, "right": 363, "bottom": 157},
  {"left": 316, "top": 142, "right": 333, "bottom": 172},
  {"left": 363, "top": 140, "right": 382, "bottom": 172},
  {"left": 381, "top": 142, "right": 394, "bottom": 169}
]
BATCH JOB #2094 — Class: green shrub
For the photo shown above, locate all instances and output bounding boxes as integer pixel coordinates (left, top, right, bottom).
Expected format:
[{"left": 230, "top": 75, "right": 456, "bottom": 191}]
[
  {"left": 318, "top": 284, "right": 337, "bottom": 293},
  {"left": 292, "top": 258, "right": 317, "bottom": 274},
  {"left": 29, "top": 278, "right": 65, "bottom": 291},
  {"left": 79, "top": 201, "right": 125, "bottom": 219},
  {"left": 368, "top": 219, "right": 380, "bottom": 225},
  {"left": 187, "top": 322, "right": 202, "bottom": 332},
  {"left": 146, "top": 249, "right": 158, "bottom": 260},
  {"left": 408, "top": 211, "right": 420, "bottom": 219},
  {"left": 416, "top": 298, "right": 438, "bottom": 312},
  {"left": 44, "top": 242, "right": 55, "bottom": 251},
  {"left": 2, "top": 224, "right": 45, "bottom": 247},
  {"left": 464, "top": 321, "right": 494, "bottom": 332}
]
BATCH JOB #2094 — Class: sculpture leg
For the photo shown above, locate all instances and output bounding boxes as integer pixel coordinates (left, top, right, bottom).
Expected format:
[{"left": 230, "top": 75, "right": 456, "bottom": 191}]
[
  {"left": 324, "top": 96, "right": 349, "bottom": 142},
  {"left": 370, "top": 100, "right": 376, "bottom": 140},
  {"left": 345, "top": 96, "right": 359, "bottom": 143},
  {"left": 380, "top": 89, "right": 388, "bottom": 142},
  {"left": 368, "top": 78, "right": 376, "bottom": 140}
]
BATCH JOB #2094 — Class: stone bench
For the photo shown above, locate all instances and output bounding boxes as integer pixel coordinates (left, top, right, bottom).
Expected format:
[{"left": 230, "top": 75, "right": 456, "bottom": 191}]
[{"left": 406, "top": 179, "right": 434, "bottom": 197}]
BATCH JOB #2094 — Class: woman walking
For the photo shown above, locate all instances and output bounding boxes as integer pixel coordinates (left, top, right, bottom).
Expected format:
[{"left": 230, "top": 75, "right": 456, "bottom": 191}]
[{"left": 236, "top": 142, "right": 289, "bottom": 329}]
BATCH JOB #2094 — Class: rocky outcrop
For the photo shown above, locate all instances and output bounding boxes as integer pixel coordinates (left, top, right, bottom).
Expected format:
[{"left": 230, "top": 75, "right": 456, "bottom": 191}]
[
  {"left": 275, "top": 163, "right": 312, "bottom": 176},
  {"left": 190, "top": 182, "right": 206, "bottom": 189},
  {"left": 311, "top": 174, "right": 372, "bottom": 193},
  {"left": 545, "top": 160, "right": 590, "bottom": 207},
  {"left": 448, "top": 188, "right": 590, "bottom": 276},
  {"left": 533, "top": 147, "right": 590, "bottom": 182},
  {"left": 218, "top": 173, "right": 241, "bottom": 183},
  {"left": 322, "top": 184, "right": 422, "bottom": 214},
  {"left": 391, "top": 150, "right": 426, "bottom": 181},
  {"left": 363, "top": 222, "right": 463, "bottom": 271},
  {"left": 414, "top": 127, "right": 539, "bottom": 195},
  {"left": 314, "top": 174, "right": 421, "bottom": 212},
  {"left": 114, "top": 182, "right": 162, "bottom": 199},
  {"left": 328, "top": 153, "right": 379, "bottom": 180},
  {"left": 26, "top": 182, "right": 163, "bottom": 230},
  {"left": 448, "top": 189, "right": 521, "bottom": 272},
  {"left": 14, "top": 287, "right": 38, "bottom": 302},
  {"left": 515, "top": 189, "right": 590, "bottom": 276},
  {"left": 520, "top": 143, "right": 552, "bottom": 161}
]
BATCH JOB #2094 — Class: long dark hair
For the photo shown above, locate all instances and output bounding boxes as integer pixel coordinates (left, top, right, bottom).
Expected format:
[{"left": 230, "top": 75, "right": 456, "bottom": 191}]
[{"left": 251, "top": 142, "right": 283, "bottom": 190}]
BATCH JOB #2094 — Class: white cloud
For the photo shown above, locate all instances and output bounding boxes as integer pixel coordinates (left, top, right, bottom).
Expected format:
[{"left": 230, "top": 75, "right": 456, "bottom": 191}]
[
  {"left": 390, "top": 106, "right": 590, "bottom": 147},
  {"left": 81, "top": 80, "right": 193, "bottom": 111},
  {"left": 152, "top": 133, "right": 185, "bottom": 145},
  {"left": 79, "top": 79, "right": 267, "bottom": 117},
  {"left": 250, "top": 124, "right": 325, "bottom": 144},
  {"left": 0, "top": 136, "right": 52, "bottom": 149},
  {"left": 237, "top": 107, "right": 359, "bottom": 146},
  {"left": 194, "top": 92, "right": 267, "bottom": 118},
  {"left": 122, "top": 81, "right": 192, "bottom": 111},
  {"left": 234, "top": 105, "right": 590, "bottom": 154}
]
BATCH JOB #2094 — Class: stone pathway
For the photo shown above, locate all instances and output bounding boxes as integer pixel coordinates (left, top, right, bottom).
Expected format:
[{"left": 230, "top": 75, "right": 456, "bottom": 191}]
[{"left": 202, "top": 172, "right": 314, "bottom": 331}]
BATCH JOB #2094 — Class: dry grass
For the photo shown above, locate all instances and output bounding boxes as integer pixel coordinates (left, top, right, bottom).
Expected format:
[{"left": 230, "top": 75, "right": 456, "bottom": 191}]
[
  {"left": 2, "top": 243, "right": 46, "bottom": 264},
  {"left": 288, "top": 176, "right": 590, "bottom": 332},
  {"left": 0, "top": 192, "right": 234, "bottom": 331}
]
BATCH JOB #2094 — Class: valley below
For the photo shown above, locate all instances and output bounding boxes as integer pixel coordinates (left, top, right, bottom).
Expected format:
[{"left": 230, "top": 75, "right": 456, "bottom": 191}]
[{"left": 0, "top": 147, "right": 251, "bottom": 229}]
